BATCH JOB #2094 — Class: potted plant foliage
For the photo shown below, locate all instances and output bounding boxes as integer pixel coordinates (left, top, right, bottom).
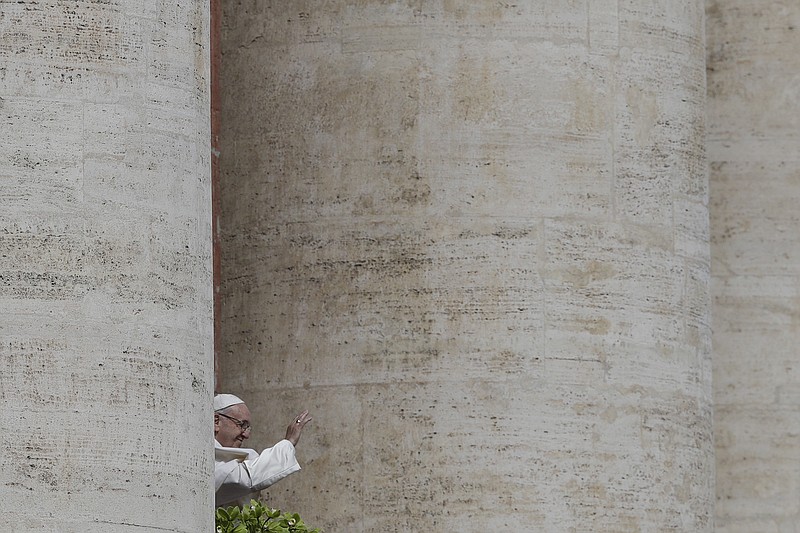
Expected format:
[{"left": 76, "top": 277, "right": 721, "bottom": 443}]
[{"left": 215, "top": 500, "right": 321, "bottom": 533}]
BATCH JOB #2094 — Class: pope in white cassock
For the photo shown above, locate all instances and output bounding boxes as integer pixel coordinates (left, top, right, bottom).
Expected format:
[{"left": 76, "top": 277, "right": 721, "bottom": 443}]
[{"left": 214, "top": 393, "right": 312, "bottom": 507}]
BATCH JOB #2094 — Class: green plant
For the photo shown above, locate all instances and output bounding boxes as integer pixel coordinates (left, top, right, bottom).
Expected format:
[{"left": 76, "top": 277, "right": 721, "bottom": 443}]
[{"left": 215, "top": 500, "right": 321, "bottom": 533}]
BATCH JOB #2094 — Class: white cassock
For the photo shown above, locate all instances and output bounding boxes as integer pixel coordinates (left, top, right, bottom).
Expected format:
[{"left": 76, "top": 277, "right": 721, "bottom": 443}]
[{"left": 214, "top": 439, "right": 301, "bottom": 507}]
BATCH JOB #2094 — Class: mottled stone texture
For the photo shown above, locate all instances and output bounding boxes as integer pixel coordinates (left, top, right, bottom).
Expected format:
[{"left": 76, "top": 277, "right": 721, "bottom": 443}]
[
  {"left": 707, "top": 1, "right": 800, "bottom": 531},
  {"left": 0, "top": 1, "right": 213, "bottom": 531},
  {"left": 218, "top": 1, "right": 712, "bottom": 530}
]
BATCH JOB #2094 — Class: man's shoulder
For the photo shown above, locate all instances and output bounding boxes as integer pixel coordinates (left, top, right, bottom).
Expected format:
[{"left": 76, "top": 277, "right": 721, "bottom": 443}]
[{"left": 214, "top": 440, "right": 258, "bottom": 462}]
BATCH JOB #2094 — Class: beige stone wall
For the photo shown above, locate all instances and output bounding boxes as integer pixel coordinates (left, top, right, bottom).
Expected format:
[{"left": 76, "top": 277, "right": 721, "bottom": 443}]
[
  {"left": 0, "top": 1, "right": 213, "bottom": 531},
  {"left": 707, "top": 1, "right": 800, "bottom": 530},
  {"left": 218, "top": 1, "right": 713, "bottom": 530}
]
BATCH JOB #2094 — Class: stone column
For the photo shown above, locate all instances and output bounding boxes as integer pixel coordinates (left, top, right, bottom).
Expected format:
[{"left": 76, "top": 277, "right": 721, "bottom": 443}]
[
  {"left": 219, "top": 1, "right": 712, "bottom": 530},
  {"left": 0, "top": 1, "right": 212, "bottom": 531},
  {"left": 707, "top": 1, "right": 800, "bottom": 530}
]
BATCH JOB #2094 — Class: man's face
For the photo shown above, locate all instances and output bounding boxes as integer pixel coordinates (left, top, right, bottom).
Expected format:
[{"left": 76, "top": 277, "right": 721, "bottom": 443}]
[{"left": 214, "top": 403, "right": 252, "bottom": 448}]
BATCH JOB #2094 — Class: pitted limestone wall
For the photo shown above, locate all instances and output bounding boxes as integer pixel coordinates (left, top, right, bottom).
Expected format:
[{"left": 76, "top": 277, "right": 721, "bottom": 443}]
[
  {"left": 0, "top": 2, "right": 212, "bottom": 531},
  {"left": 218, "top": 2, "right": 713, "bottom": 530},
  {"left": 707, "top": 1, "right": 800, "bottom": 530}
]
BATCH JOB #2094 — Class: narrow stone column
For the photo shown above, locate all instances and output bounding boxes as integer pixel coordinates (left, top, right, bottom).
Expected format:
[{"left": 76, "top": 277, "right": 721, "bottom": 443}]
[
  {"left": 0, "top": 2, "right": 212, "bottom": 531},
  {"left": 219, "top": 2, "right": 712, "bottom": 530},
  {"left": 707, "top": 1, "right": 800, "bottom": 530}
]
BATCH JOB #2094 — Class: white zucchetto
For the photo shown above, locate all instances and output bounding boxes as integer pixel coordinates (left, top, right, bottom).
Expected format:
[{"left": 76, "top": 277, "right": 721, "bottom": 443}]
[{"left": 214, "top": 393, "right": 245, "bottom": 412}]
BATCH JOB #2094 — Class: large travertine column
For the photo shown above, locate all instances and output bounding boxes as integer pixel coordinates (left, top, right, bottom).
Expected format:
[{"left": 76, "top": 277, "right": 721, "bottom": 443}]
[
  {"left": 0, "top": 2, "right": 212, "bottom": 531},
  {"left": 219, "top": 2, "right": 712, "bottom": 530},
  {"left": 707, "top": 1, "right": 800, "bottom": 530}
]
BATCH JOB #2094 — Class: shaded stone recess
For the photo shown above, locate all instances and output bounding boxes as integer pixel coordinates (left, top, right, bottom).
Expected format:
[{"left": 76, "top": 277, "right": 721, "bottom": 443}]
[
  {"left": 0, "top": 1, "right": 213, "bottom": 531},
  {"left": 707, "top": 1, "right": 800, "bottom": 531},
  {"left": 218, "top": 1, "right": 712, "bottom": 530}
]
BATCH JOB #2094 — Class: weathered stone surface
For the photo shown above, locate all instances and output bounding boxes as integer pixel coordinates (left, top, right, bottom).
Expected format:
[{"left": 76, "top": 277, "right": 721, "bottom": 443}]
[
  {"left": 707, "top": 0, "right": 800, "bottom": 530},
  {"left": 218, "top": 1, "right": 712, "bottom": 530},
  {"left": 0, "top": 1, "right": 213, "bottom": 531}
]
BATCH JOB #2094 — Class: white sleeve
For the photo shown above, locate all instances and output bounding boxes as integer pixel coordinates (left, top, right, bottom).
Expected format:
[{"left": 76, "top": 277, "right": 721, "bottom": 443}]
[{"left": 215, "top": 440, "right": 301, "bottom": 507}]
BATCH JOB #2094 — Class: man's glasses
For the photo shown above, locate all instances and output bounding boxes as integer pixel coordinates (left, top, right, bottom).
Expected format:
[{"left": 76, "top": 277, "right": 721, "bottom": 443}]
[{"left": 217, "top": 412, "right": 252, "bottom": 433}]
